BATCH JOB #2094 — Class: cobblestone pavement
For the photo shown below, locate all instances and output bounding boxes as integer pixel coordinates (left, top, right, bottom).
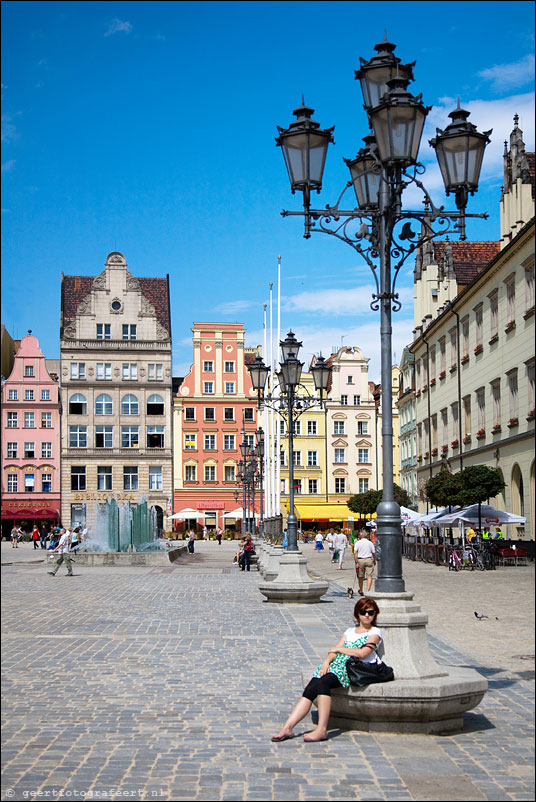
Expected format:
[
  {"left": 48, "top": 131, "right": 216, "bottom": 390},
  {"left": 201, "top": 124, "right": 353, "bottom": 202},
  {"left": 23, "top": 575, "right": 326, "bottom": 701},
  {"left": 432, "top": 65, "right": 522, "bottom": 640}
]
[{"left": 1, "top": 540, "right": 534, "bottom": 802}]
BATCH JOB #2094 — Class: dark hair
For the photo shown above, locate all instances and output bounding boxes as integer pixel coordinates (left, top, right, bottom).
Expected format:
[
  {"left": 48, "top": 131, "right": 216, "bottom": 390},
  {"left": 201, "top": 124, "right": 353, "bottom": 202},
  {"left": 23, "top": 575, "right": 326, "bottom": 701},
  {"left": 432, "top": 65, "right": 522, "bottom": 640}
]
[{"left": 353, "top": 597, "right": 380, "bottom": 626}]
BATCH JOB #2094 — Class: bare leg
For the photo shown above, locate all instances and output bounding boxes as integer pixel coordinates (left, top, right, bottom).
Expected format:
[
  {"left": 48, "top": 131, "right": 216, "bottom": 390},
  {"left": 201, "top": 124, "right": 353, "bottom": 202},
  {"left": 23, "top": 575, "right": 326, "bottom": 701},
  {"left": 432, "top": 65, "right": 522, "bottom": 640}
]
[
  {"left": 304, "top": 694, "right": 331, "bottom": 740},
  {"left": 357, "top": 570, "right": 364, "bottom": 594},
  {"left": 272, "top": 696, "right": 312, "bottom": 739},
  {"left": 366, "top": 574, "right": 373, "bottom": 592}
]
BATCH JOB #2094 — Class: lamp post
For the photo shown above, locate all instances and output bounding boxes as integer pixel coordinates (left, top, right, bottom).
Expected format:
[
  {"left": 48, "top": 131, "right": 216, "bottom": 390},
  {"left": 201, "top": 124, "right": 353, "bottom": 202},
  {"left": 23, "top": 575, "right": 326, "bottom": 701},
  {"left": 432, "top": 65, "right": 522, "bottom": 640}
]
[
  {"left": 275, "top": 39, "right": 490, "bottom": 593},
  {"left": 271, "top": 38, "right": 490, "bottom": 729},
  {"left": 255, "top": 428, "right": 265, "bottom": 537}
]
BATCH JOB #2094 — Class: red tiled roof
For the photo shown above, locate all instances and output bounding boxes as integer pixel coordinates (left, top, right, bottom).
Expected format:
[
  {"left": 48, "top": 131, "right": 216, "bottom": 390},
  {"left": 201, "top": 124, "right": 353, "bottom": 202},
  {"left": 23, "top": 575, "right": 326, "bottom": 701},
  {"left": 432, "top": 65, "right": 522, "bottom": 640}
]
[
  {"left": 61, "top": 275, "right": 170, "bottom": 336},
  {"left": 432, "top": 241, "right": 500, "bottom": 286}
]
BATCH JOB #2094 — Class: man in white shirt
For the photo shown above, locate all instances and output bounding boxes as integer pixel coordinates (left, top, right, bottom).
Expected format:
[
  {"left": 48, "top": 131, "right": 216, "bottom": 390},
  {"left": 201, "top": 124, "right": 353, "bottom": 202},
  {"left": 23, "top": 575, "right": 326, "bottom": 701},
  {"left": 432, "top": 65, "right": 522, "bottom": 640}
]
[
  {"left": 353, "top": 531, "right": 376, "bottom": 594},
  {"left": 333, "top": 530, "right": 349, "bottom": 570},
  {"left": 47, "top": 528, "right": 74, "bottom": 577},
  {"left": 325, "top": 529, "right": 336, "bottom": 562}
]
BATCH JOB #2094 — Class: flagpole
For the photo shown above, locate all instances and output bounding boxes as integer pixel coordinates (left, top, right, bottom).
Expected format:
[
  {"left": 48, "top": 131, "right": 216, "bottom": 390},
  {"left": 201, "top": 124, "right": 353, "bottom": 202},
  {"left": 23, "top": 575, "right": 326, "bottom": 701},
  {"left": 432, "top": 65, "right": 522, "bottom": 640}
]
[
  {"left": 263, "top": 303, "right": 271, "bottom": 518},
  {"left": 269, "top": 281, "right": 275, "bottom": 518},
  {"left": 276, "top": 256, "right": 281, "bottom": 516}
]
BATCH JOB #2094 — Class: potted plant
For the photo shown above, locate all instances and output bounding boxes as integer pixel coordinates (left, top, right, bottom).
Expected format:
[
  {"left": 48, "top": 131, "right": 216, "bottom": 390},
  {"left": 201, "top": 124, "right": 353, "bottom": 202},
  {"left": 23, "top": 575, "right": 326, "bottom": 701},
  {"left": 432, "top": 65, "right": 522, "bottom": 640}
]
[
  {"left": 439, "top": 370, "right": 446, "bottom": 380},
  {"left": 489, "top": 333, "right": 499, "bottom": 344},
  {"left": 451, "top": 439, "right": 459, "bottom": 448},
  {"left": 508, "top": 417, "right": 519, "bottom": 427},
  {"left": 431, "top": 447, "right": 438, "bottom": 456},
  {"left": 527, "top": 409, "right": 535, "bottom": 421},
  {"left": 461, "top": 354, "right": 470, "bottom": 365},
  {"left": 476, "top": 428, "right": 486, "bottom": 439},
  {"left": 523, "top": 305, "right": 535, "bottom": 319},
  {"left": 492, "top": 423, "right": 502, "bottom": 433},
  {"left": 429, "top": 378, "right": 436, "bottom": 387},
  {"left": 505, "top": 320, "right": 516, "bottom": 333},
  {"left": 463, "top": 434, "right": 472, "bottom": 445},
  {"left": 474, "top": 344, "right": 483, "bottom": 355}
]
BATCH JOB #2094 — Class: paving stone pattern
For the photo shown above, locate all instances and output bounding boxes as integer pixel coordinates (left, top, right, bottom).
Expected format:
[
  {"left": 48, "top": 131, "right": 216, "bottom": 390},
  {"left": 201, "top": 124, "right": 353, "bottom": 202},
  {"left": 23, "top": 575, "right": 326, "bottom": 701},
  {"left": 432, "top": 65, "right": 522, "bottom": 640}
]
[{"left": 1, "top": 541, "right": 534, "bottom": 802}]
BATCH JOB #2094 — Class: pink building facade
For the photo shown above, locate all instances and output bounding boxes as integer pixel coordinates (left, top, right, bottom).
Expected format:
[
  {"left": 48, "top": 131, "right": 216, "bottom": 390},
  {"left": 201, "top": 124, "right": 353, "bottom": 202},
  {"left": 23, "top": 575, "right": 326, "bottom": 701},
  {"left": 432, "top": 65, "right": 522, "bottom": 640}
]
[
  {"left": 1, "top": 333, "right": 61, "bottom": 536},
  {"left": 173, "top": 323, "right": 260, "bottom": 531}
]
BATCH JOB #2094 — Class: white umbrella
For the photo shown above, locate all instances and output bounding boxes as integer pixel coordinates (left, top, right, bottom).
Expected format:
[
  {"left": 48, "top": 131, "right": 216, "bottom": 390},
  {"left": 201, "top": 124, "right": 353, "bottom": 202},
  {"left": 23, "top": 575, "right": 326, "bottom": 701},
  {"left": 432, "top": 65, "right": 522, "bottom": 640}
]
[
  {"left": 169, "top": 508, "right": 206, "bottom": 520},
  {"left": 399, "top": 506, "right": 421, "bottom": 526},
  {"left": 222, "top": 508, "right": 260, "bottom": 519},
  {"left": 433, "top": 504, "right": 526, "bottom": 527}
]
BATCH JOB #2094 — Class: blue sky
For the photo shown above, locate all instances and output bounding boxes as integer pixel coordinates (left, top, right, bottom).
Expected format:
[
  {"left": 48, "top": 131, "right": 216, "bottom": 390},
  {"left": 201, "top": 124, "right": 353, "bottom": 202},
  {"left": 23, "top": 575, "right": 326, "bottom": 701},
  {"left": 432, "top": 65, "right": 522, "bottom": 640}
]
[{"left": 2, "top": 1, "right": 534, "bottom": 381}]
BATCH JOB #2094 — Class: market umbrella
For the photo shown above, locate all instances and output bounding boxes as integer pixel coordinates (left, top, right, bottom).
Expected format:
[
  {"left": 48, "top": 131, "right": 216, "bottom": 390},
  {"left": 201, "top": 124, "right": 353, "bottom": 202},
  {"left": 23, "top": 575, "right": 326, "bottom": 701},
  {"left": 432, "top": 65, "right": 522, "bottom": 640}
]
[
  {"left": 168, "top": 509, "right": 206, "bottom": 520},
  {"left": 432, "top": 505, "right": 525, "bottom": 527}
]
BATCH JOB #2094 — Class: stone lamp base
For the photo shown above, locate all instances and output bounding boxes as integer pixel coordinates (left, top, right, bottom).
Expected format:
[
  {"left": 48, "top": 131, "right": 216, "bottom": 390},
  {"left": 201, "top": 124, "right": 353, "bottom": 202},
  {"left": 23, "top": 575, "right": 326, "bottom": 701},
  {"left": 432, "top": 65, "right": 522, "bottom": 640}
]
[{"left": 259, "top": 551, "right": 328, "bottom": 603}]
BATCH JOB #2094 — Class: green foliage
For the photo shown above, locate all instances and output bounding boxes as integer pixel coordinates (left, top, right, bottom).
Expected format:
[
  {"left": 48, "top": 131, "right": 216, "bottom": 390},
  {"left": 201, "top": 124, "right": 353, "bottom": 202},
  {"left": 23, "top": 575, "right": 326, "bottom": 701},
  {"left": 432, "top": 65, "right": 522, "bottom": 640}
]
[
  {"left": 457, "top": 465, "right": 505, "bottom": 506},
  {"left": 347, "top": 484, "right": 411, "bottom": 516},
  {"left": 425, "top": 471, "right": 464, "bottom": 508}
]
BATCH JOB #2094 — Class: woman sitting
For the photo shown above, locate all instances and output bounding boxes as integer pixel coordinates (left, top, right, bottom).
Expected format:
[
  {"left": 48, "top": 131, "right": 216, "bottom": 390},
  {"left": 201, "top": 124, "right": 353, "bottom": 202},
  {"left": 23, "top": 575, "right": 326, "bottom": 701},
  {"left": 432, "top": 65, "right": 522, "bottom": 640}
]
[{"left": 271, "top": 597, "right": 382, "bottom": 742}]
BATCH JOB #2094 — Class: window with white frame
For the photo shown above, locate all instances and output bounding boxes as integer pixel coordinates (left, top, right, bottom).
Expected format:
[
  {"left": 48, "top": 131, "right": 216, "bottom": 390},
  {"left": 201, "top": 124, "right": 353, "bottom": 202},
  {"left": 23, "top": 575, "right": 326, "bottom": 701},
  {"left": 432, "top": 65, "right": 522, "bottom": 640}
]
[
  {"left": 8, "top": 389, "right": 18, "bottom": 400},
  {"left": 203, "top": 361, "right": 214, "bottom": 372},
  {"left": 505, "top": 275, "right": 516, "bottom": 322},
  {"left": 148, "top": 363, "right": 163, "bottom": 381},
  {"left": 204, "top": 381, "right": 214, "bottom": 394},
  {"left": 335, "top": 477, "right": 346, "bottom": 494},
  {"left": 42, "top": 473, "right": 52, "bottom": 493},
  {"left": 204, "top": 434, "right": 216, "bottom": 450},
  {"left": 334, "top": 448, "right": 345, "bottom": 463},
  {"left": 291, "top": 420, "right": 301, "bottom": 436},
  {"left": 463, "top": 396, "right": 471, "bottom": 436},
  {"left": 25, "top": 389, "right": 34, "bottom": 401},
  {"left": 491, "top": 380, "right": 501, "bottom": 427},
  {"left": 69, "top": 426, "right": 87, "bottom": 448},
  {"left": 205, "top": 407, "right": 215, "bottom": 421},
  {"left": 70, "top": 362, "right": 86, "bottom": 380},
  {"left": 243, "top": 408, "right": 254, "bottom": 421},
  {"left": 122, "top": 363, "right": 137, "bottom": 381},
  {"left": 224, "top": 465, "right": 236, "bottom": 482},
  {"left": 24, "top": 365, "right": 34, "bottom": 377},
  {"left": 358, "top": 448, "right": 369, "bottom": 463},
  {"left": 280, "top": 449, "right": 286, "bottom": 466},
  {"left": 95, "top": 394, "right": 113, "bottom": 415},
  {"left": 223, "top": 434, "right": 235, "bottom": 450},
  {"left": 431, "top": 414, "right": 437, "bottom": 450},
  {"left": 121, "top": 394, "right": 139, "bottom": 415},
  {"left": 224, "top": 407, "right": 234, "bottom": 421},
  {"left": 451, "top": 401, "right": 459, "bottom": 439},
  {"left": 7, "top": 442, "right": 18, "bottom": 458},
  {"left": 96, "top": 323, "right": 111, "bottom": 340},
  {"left": 280, "top": 420, "right": 286, "bottom": 436},
  {"left": 528, "top": 360, "right": 535, "bottom": 413},
  {"left": 347, "top": 375, "right": 354, "bottom": 384},
  {"left": 489, "top": 290, "right": 498, "bottom": 337},
  {"left": 7, "top": 474, "right": 18, "bottom": 492},
  {"left": 121, "top": 426, "right": 139, "bottom": 448},
  {"left": 122, "top": 324, "right": 137, "bottom": 340},
  {"left": 430, "top": 346, "right": 436, "bottom": 380},
  {"left": 439, "top": 337, "right": 446, "bottom": 372},
  {"left": 41, "top": 412, "right": 52, "bottom": 428},
  {"left": 147, "top": 426, "right": 164, "bottom": 448},
  {"left": 69, "top": 394, "right": 87, "bottom": 415},
  {"left": 124, "top": 466, "right": 138, "bottom": 490},
  {"left": 41, "top": 389, "right": 51, "bottom": 401},
  {"left": 24, "top": 412, "right": 35, "bottom": 428},
  {"left": 224, "top": 361, "right": 235, "bottom": 372},
  {"left": 149, "top": 466, "right": 163, "bottom": 490},
  {"left": 334, "top": 420, "right": 345, "bottom": 435},
  {"left": 353, "top": 395, "right": 361, "bottom": 405},
  {"left": 41, "top": 442, "right": 52, "bottom": 459},
  {"left": 359, "top": 477, "right": 369, "bottom": 494},
  {"left": 184, "top": 407, "right": 195, "bottom": 421},
  {"left": 507, "top": 370, "right": 518, "bottom": 419},
  {"left": 293, "top": 451, "right": 301, "bottom": 466},
  {"left": 243, "top": 434, "right": 254, "bottom": 449},
  {"left": 96, "top": 362, "right": 112, "bottom": 381},
  {"left": 184, "top": 434, "right": 197, "bottom": 450},
  {"left": 7, "top": 412, "right": 18, "bottom": 428},
  {"left": 224, "top": 382, "right": 235, "bottom": 394},
  {"left": 340, "top": 395, "right": 348, "bottom": 405},
  {"left": 185, "top": 465, "right": 197, "bottom": 482},
  {"left": 357, "top": 421, "right": 369, "bottom": 435},
  {"left": 476, "top": 388, "right": 485, "bottom": 430},
  {"left": 97, "top": 466, "right": 113, "bottom": 491},
  {"left": 308, "top": 479, "right": 318, "bottom": 494},
  {"left": 23, "top": 442, "right": 35, "bottom": 458},
  {"left": 474, "top": 304, "right": 483, "bottom": 347},
  {"left": 449, "top": 328, "right": 457, "bottom": 367},
  {"left": 307, "top": 450, "right": 317, "bottom": 466},
  {"left": 147, "top": 394, "right": 164, "bottom": 415},
  {"left": 204, "top": 464, "right": 216, "bottom": 482},
  {"left": 24, "top": 473, "right": 35, "bottom": 492},
  {"left": 307, "top": 420, "right": 317, "bottom": 435},
  {"left": 525, "top": 262, "right": 535, "bottom": 311},
  {"left": 293, "top": 478, "right": 302, "bottom": 495},
  {"left": 96, "top": 426, "right": 113, "bottom": 448},
  {"left": 441, "top": 408, "right": 448, "bottom": 444},
  {"left": 71, "top": 466, "right": 86, "bottom": 491},
  {"left": 461, "top": 316, "right": 469, "bottom": 356}
]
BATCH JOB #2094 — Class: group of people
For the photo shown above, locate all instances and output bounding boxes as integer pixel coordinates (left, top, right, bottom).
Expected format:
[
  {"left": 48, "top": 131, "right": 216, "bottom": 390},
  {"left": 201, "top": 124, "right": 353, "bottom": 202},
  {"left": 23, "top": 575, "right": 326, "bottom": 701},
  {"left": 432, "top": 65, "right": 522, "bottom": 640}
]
[
  {"left": 467, "top": 526, "right": 504, "bottom": 542},
  {"left": 314, "top": 528, "right": 377, "bottom": 595},
  {"left": 234, "top": 533, "right": 255, "bottom": 571},
  {"left": 10, "top": 523, "right": 87, "bottom": 553}
]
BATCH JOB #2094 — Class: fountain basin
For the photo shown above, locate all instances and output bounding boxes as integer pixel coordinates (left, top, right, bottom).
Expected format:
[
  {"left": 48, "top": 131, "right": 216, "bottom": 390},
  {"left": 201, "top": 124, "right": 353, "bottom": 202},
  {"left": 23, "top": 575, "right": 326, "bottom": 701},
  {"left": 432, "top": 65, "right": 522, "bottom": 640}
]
[{"left": 47, "top": 545, "right": 187, "bottom": 567}]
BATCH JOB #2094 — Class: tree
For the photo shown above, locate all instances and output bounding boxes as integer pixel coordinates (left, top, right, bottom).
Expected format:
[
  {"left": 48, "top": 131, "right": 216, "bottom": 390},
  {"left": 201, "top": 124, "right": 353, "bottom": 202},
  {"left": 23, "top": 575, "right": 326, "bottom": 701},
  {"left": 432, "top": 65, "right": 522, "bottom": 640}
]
[
  {"left": 425, "top": 471, "right": 464, "bottom": 509},
  {"left": 348, "top": 484, "right": 412, "bottom": 516},
  {"left": 457, "top": 465, "right": 505, "bottom": 531}
]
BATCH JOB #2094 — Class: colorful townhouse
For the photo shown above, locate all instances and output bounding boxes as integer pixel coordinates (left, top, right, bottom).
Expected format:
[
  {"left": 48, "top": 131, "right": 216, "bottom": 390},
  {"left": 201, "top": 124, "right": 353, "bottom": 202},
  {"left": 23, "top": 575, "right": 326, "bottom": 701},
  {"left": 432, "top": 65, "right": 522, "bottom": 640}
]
[{"left": 1, "top": 332, "right": 61, "bottom": 537}]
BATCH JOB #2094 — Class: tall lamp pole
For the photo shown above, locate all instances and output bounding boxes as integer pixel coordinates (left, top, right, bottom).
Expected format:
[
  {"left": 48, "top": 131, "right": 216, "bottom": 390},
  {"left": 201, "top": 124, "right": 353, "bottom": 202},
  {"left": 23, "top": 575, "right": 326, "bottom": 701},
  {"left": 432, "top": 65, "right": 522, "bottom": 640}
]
[
  {"left": 255, "top": 428, "right": 265, "bottom": 537},
  {"left": 275, "top": 39, "right": 490, "bottom": 592}
]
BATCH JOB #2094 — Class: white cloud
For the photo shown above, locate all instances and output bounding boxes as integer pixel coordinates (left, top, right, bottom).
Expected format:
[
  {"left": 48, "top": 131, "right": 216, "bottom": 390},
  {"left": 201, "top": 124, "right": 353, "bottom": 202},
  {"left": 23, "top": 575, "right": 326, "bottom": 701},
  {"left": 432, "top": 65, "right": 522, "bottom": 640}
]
[
  {"left": 215, "top": 299, "right": 257, "bottom": 315},
  {"left": 1, "top": 159, "right": 15, "bottom": 173},
  {"left": 284, "top": 285, "right": 414, "bottom": 316},
  {"left": 478, "top": 54, "right": 535, "bottom": 92},
  {"left": 104, "top": 19, "right": 133, "bottom": 37},
  {"left": 245, "top": 318, "right": 415, "bottom": 383},
  {"left": 1, "top": 114, "right": 17, "bottom": 143}
]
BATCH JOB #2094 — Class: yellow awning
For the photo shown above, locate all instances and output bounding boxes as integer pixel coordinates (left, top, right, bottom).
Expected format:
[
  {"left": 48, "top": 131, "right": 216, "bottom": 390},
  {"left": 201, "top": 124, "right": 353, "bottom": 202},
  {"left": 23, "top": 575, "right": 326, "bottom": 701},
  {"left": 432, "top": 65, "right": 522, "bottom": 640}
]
[{"left": 292, "top": 502, "right": 354, "bottom": 521}]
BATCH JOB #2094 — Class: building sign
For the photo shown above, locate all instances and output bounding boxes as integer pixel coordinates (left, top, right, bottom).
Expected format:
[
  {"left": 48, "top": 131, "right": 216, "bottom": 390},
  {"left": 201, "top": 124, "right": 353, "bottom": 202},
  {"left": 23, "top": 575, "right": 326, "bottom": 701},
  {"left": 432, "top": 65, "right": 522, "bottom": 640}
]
[
  {"left": 73, "top": 492, "right": 135, "bottom": 502},
  {"left": 197, "top": 500, "right": 225, "bottom": 509},
  {"left": 3, "top": 500, "right": 60, "bottom": 510}
]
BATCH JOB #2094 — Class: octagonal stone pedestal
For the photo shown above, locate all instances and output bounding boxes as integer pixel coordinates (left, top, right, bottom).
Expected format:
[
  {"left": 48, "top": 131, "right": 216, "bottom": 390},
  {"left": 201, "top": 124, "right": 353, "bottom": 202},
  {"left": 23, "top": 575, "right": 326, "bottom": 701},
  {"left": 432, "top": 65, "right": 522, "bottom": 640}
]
[
  {"left": 259, "top": 551, "right": 328, "bottom": 603},
  {"left": 322, "top": 591, "right": 488, "bottom": 734}
]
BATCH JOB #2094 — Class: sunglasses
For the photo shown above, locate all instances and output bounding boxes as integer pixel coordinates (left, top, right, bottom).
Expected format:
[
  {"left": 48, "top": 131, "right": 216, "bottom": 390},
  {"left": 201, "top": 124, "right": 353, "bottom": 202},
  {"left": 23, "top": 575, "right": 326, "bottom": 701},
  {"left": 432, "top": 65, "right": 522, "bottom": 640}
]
[{"left": 359, "top": 609, "right": 375, "bottom": 616}]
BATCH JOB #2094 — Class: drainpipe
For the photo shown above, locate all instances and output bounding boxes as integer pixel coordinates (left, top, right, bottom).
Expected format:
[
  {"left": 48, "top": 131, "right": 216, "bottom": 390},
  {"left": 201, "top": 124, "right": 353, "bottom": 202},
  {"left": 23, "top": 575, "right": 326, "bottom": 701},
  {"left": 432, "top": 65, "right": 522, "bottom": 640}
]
[
  {"left": 421, "top": 328, "right": 433, "bottom": 487},
  {"left": 448, "top": 302, "right": 464, "bottom": 471}
]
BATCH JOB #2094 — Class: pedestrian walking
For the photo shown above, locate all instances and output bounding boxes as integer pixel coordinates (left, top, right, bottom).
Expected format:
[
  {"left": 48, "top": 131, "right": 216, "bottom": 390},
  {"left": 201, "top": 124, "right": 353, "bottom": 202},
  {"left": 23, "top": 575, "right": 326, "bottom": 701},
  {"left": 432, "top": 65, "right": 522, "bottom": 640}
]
[
  {"left": 325, "top": 529, "right": 336, "bottom": 562},
  {"left": 202, "top": 526, "right": 208, "bottom": 540},
  {"left": 241, "top": 533, "right": 254, "bottom": 571},
  {"left": 32, "top": 525, "right": 40, "bottom": 550},
  {"left": 271, "top": 597, "right": 382, "bottom": 743},
  {"left": 315, "top": 532, "right": 324, "bottom": 550},
  {"left": 216, "top": 526, "right": 223, "bottom": 545},
  {"left": 353, "top": 531, "right": 376, "bottom": 595},
  {"left": 70, "top": 526, "right": 82, "bottom": 553},
  {"left": 40, "top": 524, "right": 48, "bottom": 550},
  {"left": 10, "top": 525, "right": 19, "bottom": 549},
  {"left": 334, "top": 530, "right": 349, "bottom": 570},
  {"left": 47, "top": 528, "right": 74, "bottom": 577},
  {"left": 187, "top": 529, "right": 196, "bottom": 554}
]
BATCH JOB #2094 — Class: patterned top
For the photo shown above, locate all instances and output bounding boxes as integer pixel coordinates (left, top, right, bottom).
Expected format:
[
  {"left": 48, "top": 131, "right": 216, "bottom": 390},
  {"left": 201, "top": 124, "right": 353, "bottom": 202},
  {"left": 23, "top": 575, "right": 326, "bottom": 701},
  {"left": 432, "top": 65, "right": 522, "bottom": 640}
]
[{"left": 312, "top": 626, "right": 382, "bottom": 689}]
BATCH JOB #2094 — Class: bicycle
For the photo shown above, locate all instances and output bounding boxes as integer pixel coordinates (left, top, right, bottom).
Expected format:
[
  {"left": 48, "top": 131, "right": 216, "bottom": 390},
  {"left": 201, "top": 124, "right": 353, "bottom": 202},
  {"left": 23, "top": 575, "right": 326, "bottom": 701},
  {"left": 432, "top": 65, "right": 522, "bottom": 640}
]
[
  {"left": 448, "top": 546, "right": 463, "bottom": 571},
  {"left": 464, "top": 546, "right": 485, "bottom": 571}
]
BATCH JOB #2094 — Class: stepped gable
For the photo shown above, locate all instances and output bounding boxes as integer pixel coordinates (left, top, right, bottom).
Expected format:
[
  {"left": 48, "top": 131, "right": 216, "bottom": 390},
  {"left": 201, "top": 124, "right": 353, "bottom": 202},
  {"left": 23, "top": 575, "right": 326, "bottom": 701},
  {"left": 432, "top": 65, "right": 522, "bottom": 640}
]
[
  {"left": 138, "top": 277, "right": 170, "bottom": 335},
  {"left": 432, "top": 241, "right": 500, "bottom": 286}
]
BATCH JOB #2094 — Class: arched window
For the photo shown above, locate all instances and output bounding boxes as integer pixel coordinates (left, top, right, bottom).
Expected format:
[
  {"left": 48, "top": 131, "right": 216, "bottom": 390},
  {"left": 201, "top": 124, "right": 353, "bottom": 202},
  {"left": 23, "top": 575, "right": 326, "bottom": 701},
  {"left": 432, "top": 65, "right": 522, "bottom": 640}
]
[
  {"left": 147, "top": 394, "right": 164, "bottom": 415},
  {"left": 121, "top": 394, "right": 139, "bottom": 415},
  {"left": 95, "top": 394, "right": 113, "bottom": 415},
  {"left": 69, "top": 393, "right": 87, "bottom": 415},
  {"left": 511, "top": 464, "right": 524, "bottom": 516}
]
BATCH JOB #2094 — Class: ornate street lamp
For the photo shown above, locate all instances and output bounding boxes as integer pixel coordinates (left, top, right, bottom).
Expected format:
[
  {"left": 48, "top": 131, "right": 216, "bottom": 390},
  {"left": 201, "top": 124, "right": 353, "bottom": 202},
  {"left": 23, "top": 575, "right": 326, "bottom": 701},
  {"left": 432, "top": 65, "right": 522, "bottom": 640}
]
[
  {"left": 344, "top": 135, "right": 381, "bottom": 209},
  {"left": 368, "top": 77, "right": 430, "bottom": 167},
  {"left": 355, "top": 37, "right": 415, "bottom": 111},
  {"left": 255, "top": 428, "right": 265, "bottom": 537}
]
